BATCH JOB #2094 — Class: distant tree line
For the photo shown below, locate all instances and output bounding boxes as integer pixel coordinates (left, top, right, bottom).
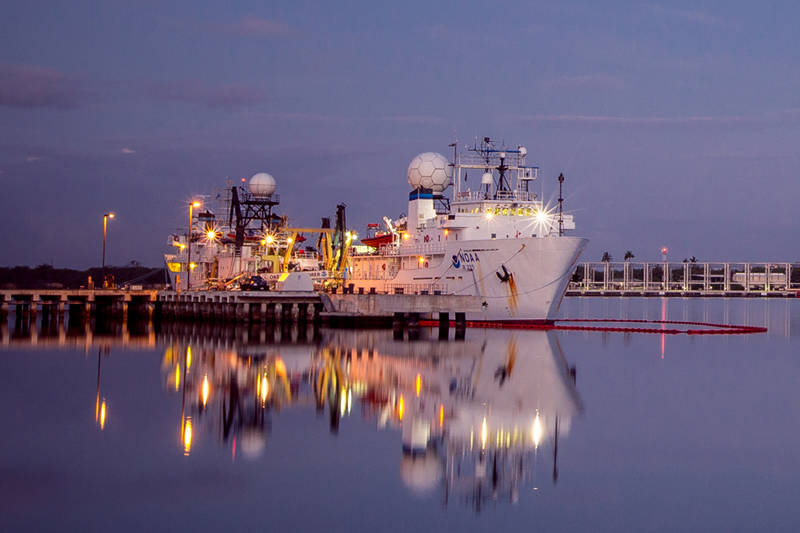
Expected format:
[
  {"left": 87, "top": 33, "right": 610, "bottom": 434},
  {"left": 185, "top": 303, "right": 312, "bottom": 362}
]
[{"left": 0, "top": 263, "right": 167, "bottom": 290}]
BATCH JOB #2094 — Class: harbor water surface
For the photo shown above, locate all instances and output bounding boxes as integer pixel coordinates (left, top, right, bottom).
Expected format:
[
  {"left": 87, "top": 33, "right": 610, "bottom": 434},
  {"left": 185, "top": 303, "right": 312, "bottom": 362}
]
[{"left": 1, "top": 298, "right": 798, "bottom": 532}]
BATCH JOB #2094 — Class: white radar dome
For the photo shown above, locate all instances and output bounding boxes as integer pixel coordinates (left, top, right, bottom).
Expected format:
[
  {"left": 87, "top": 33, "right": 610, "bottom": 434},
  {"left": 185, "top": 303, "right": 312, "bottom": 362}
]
[
  {"left": 407, "top": 152, "right": 452, "bottom": 192},
  {"left": 249, "top": 172, "right": 276, "bottom": 197}
]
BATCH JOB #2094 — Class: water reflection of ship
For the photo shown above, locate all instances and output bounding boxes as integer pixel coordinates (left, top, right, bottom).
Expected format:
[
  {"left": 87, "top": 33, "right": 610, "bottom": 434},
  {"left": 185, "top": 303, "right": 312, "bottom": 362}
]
[
  {"left": 160, "top": 327, "right": 581, "bottom": 512},
  {"left": 336, "top": 329, "right": 582, "bottom": 511},
  {"left": 163, "top": 340, "right": 306, "bottom": 458}
]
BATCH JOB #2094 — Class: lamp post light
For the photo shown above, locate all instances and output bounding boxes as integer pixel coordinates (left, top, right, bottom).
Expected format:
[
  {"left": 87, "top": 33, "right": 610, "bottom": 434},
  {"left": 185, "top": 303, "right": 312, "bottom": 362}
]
[
  {"left": 187, "top": 201, "right": 201, "bottom": 290},
  {"left": 102, "top": 212, "right": 115, "bottom": 288}
]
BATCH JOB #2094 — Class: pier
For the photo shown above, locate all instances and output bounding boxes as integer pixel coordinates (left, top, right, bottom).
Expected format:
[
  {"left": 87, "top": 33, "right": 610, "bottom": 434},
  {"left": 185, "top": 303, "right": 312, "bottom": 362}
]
[
  {"left": 156, "top": 290, "right": 481, "bottom": 331},
  {"left": 0, "top": 289, "right": 158, "bottom": 323},
  {"left": 568, "top": 261, "right": 800, "bottom": 297},
  {"left": 157, "top": 290, "right": 325, "bottom": 323}
]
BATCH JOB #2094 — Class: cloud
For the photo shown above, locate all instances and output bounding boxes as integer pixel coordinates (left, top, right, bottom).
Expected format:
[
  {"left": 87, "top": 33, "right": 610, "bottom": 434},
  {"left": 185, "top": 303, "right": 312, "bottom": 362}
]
[
  {"left": 216, "top": 16, "right": 291, "bottom": 38},
  {"left": 25, "top": 155, "right": 42, "bottom": 162},
  {"left": 254, "top": 112, "right": 444, "bottom": 124},
  {"left": 147, "top": 80, "right": 266, "bottom": 110},
  {"left": 645, "top": 3, "right": 727, "bottom": 27},
  {"left": 380, "top": 115, "right": 444, "bottom": 125},
  {"left": 541, "top": 74, "right": 625, "bottom": 90},
  {"left": 511, "top": 113, "right": 763, "bottom": 126},
  {"left": 120, "top": 147, "right": 136, "bottom": 154},
  {"left": 0, "top": 64, "right": 83, "bottom": 109}
]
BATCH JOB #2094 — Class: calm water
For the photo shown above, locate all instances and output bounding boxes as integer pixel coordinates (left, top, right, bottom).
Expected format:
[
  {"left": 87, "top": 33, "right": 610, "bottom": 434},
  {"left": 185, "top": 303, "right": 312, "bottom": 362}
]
[{"left": 1, "top": 298, "right": 798, "bottom": 532}]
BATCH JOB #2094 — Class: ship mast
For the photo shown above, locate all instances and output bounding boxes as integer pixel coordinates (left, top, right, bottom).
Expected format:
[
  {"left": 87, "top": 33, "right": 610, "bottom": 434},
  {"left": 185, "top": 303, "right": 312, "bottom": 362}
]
[{"left": 457, "top": 137, "right": 539, "bottom": 201}]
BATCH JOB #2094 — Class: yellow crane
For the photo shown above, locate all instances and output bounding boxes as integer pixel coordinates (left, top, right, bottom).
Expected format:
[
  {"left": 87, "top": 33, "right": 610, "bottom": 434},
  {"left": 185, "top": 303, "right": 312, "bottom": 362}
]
[{"left": 279, "top": 227, "right": 335, "bottom": 273}]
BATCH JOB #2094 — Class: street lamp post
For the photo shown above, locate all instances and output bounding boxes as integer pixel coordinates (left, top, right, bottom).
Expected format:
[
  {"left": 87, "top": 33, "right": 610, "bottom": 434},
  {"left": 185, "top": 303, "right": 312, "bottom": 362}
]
[
  {"left": 187, "top": 201, "right": 201, "bottom": 290},
  {"left": 102, "top": 212, "right": 115, "bottom": 288}
]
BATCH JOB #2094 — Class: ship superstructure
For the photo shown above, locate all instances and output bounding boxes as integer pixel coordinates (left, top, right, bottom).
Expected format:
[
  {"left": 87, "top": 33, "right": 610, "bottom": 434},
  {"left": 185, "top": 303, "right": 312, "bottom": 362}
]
[{"left": 348, "top": 137, "right": 587, "bottom": 322}]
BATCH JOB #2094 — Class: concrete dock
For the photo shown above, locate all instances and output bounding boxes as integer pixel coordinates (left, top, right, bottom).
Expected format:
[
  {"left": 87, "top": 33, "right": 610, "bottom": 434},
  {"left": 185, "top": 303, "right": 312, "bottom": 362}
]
[{"left": 157, "top": 290, "right": 481, "bottom": 328}]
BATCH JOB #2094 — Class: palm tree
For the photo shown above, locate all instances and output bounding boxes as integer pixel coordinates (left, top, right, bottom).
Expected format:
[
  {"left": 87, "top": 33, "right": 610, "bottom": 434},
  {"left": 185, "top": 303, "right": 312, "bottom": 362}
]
[
  {"left": 600, "top": 251, "right": 611, "bottom": 288},
  {"left": 623, "top": 251, "right": 634, "bottom": 287}
]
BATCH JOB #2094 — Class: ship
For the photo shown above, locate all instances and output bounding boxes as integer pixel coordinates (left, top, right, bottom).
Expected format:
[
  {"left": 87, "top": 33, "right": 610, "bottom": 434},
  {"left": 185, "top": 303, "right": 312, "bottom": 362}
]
[
  {"left": 165, "top": 137, "right": 586, "bottom": 323},
  {"left": 346, "top": 137, "right": 587, "bottom": 323}
]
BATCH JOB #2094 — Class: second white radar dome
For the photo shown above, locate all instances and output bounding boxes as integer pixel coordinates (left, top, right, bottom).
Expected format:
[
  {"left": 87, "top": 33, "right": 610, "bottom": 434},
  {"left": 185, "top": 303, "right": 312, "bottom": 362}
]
[
  {"left": 249, "top": 172, "right": 276, "bottom": 197},
  {"left": 407, "top": 152, "right": 452, "bottom": 192}
]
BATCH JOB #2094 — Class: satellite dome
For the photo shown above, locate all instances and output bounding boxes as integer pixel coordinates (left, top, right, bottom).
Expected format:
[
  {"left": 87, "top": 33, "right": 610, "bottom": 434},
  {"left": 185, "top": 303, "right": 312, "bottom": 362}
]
[
  {"left": 481, "top": 172, "right": 494, "bottom": 185},
  {"left": 407, "top": 152, "right": 452, "bottom": 192},
  {"left": 249, "top": 172, "right": 276, "bottom": 197}
]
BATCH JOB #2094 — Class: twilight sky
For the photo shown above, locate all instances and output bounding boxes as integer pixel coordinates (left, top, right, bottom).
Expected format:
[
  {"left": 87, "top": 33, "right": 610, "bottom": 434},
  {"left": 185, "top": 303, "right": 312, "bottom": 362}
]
[{"left": 1, "top": 0, "right": 798, "bottom": 268}]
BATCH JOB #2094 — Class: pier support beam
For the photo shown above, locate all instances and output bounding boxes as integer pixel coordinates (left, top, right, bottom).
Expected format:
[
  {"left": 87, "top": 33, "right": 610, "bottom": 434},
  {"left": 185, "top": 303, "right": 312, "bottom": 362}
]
[
  {"left": 724, "top": 264, "right": 731, "bottom": 292},
  {"left": 392, "top": 312, "right": 404, "bottom": 340},
  {"left": 745, "top": 264, "right": 751, "bottom": 292},
  {"left": 406, "top": 312, "right": 420, "bottom": 341},
  {"left": 297, "top": 303, "right": 309, "bottom": 323},
  {"left": 281, "top": 303, "right": 293, "bottom": 324},
  {"left": 454, "top": 312, "right": 466, "bottom": 341},
  {"left": 438, "top": 312, "right": 449, "bottom": 340}
]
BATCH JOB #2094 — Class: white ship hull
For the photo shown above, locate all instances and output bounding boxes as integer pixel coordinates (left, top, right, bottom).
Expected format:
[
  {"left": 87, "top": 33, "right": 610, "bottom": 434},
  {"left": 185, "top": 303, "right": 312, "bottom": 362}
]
[{"left": 347, "top": 236, "right": 587, "bottom": 322}]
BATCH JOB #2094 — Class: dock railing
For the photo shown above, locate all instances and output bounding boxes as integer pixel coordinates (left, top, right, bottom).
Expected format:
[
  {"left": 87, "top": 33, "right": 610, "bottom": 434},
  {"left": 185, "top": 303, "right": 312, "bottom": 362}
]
[{"left": 568, "top": 262, "right": 799, "bottom": 296}]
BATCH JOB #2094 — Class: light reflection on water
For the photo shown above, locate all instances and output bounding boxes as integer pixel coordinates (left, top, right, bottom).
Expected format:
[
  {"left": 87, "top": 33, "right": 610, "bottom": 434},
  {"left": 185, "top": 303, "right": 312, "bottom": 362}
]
[
  {"left": 1, "top": 298, "right": 799, "bottom": 532},
  {"left": 163, "top": 327, "right": 579, "bottom": 510}
]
